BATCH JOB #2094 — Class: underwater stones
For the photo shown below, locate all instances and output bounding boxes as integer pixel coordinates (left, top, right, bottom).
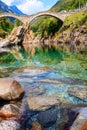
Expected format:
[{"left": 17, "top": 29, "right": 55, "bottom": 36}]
[
  {"left": 31, "top": 122, "right": 43, "bottom": 130},
  {"left": 27, "top": 96, "right": 60, "bottom": 111},
  {"left": 38, "top": 79, "right": 62, "bottom": 84},
  {"left": 0, "top": 78, "right": 24, "bottom": 101},
  {"left": 68, "top": 86, "right": 87, "bottom": 102},
  {"left": 37, "top": 107, "right": 57, "bottom": 127},
  {"left": 0, "top": 120, "right": 20, "bottom": 130},
  {"left": 70, "top": 107, "right": 87, "bottom": 130},
  {"left": 27, "top": 86, "right": 45, "bottom": 97}
]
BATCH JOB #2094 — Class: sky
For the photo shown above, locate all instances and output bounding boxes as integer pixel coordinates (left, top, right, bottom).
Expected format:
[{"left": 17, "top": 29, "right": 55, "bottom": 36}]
[{"left": 2, "top": 0, "right": 58, "bottom": 14}]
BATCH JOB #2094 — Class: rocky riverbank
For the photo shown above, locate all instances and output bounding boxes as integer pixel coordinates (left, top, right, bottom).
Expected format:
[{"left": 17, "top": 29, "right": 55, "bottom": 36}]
[{"left": 0, "top": 21, "right": 87, "bottom": 56}]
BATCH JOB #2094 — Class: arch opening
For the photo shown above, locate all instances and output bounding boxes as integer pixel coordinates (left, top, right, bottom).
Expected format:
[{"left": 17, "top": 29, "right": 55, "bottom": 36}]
[
  {"left": 29, "top": 13, "right": 63, "bottom": 24},
  {"left": 30, "top": 15, "right": 63, "bottom": 37}
]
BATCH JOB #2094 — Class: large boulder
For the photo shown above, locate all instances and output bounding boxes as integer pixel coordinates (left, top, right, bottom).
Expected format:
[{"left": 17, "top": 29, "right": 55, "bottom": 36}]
[
  {"left": 0, "top": 120, "right": 20, "bottom": 130},
  {"left": 0, "top": 104, "right": 21, "bottom": 121},
  {"left": 27, "top": 95, "right": 60, "bottom": 111},
  {"left": 70, "top": 107, "right": 87, "bottom": 130},
  {"left": 0, "top": 78, "right": 24, "bottom": 101}
]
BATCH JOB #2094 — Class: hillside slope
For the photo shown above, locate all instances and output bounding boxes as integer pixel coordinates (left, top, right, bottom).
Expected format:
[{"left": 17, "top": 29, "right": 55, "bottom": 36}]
[
  {"left": 51, "top": 0, "right": 87, "bottom": 12},
  {"left": 0, "top": 0, "right": 13, "bottom": 13}
]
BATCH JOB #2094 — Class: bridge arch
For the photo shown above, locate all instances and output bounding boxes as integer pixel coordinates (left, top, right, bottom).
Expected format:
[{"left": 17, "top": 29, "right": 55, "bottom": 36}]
[
  {"left": 28, "top": 12, "right": 64, "bottom": 24},
  {"left": 0, "top": 13, "right": 25, "bottom": 24}
]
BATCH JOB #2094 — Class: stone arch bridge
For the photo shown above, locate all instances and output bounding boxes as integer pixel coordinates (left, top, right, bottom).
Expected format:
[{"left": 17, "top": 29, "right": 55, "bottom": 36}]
[{"left": 0, "top": 11, "right": 74, "bottom": 24}]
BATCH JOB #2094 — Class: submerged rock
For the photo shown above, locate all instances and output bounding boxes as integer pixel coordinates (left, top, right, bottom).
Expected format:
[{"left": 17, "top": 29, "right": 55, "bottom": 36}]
[
  {"left": 0, "top": 78, "right": 24, "bottom": 101},
  {"left": 68, "top": 86, "right": 87, "bottom": 102},
  {"left": 0, "top": 120, "right": 20, "bottom": 130},
  {"left": 37, "top": 107, "right": 57, "bottom": 127},
  {"left": 31, "top": 122, "right": 43, "bottom": 130},
  {"left": 38, "top": 79, "right": 62, "bottom": 84},
  {"left": 27, "top": 95, "right": 60, "bottom": 111},
  {"left": 27, "top": 85, "right": 46, "bottom": 97}
]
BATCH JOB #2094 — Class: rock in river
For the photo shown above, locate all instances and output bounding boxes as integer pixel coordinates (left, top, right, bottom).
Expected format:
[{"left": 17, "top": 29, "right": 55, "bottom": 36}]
[
  {"left": 68, "top": 85, "right": 87, "bottom": 102},
  {"left": 37, "top": 107, "right": 57, "bottom": 127},
  {"left": 0, "top": 78, "right": 24, "bottom": 101},
  {"left": 70, "top": 107, "right": 87, "bottom": 130},
  {"left": 0, "top": 104, "right": 21, "bottom": 121},
  {"left": 0, "top": 120, "right": 20, "bottom": 130},
  {"left": 31, "top": 122, "right": 43, "bottom": 130},
  {"left": 27, "top": 95, "right": 60, "bottom": 111}
]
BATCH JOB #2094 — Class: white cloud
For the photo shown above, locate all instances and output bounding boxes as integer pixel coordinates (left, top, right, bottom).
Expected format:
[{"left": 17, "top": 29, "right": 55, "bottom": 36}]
[
  {"left": 17, "top": 0, "right": 45, "bottom": 15},
  {"left": 2, "top": 0, "right": 48, "bottom": 15},
  {"left": 2, "top": 0, "right": 14, "bottom": 6}
]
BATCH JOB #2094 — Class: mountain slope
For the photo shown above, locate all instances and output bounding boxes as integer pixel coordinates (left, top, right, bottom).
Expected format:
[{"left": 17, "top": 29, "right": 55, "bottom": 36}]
[
  {"left": 51, "top": 0, "right": 87, "bottom": 12},
  {"left": 10, "top": 5, "right": 24, "bottom": 15},
  {"left": 0, "top": 0, "right": 24, "bottom": 15},
  {"left": 0, "top": 0, "right": 13, "bottom": 13}
]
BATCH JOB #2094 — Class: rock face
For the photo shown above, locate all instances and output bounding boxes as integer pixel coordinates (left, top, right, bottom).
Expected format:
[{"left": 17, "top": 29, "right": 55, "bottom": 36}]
[
  {"left": 27, "top": 96, "right": 60, "bottom": 111},
  {"left": 57, "top": 25, "right": 87, "bottom": 54},
  {"left": 8, "top": 26, "right": 25, "bottom": 45},
  {"left": 0, "top": 78, "right": 24, "bottom": 101},
  {"left": 0, "top": 22, "right": 87, "bottom": 56}
]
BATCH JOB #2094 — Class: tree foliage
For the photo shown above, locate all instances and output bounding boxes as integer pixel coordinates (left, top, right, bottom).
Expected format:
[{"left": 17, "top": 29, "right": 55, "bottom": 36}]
[
  {"left": 30, "top": 16, "right": 63, "bottom": 37},
  {"left": 0, "top": 18, "right": 14, "bottom": 38},
  {"left": 0, "top": 17, "right": 23, "bottom": 38},
  {"left": 51, "top": 0, "right": 87, "bottom": 12},
  {"left": 14, "top": 19, "right": 23, "bottom": 27}
]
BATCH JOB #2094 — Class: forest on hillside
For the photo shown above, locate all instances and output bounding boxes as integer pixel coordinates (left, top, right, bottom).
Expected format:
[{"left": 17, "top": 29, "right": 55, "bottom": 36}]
[{"left": 51, "top": 0, "right": 87, "bottom": 12}]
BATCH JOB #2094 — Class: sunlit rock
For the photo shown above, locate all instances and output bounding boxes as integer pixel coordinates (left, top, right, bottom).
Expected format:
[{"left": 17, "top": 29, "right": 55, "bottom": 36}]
[
  {"left": 0, "top": 78, "right": 24, "bottom": 101},
  {"left": 27, "top": 95, "right": 60, "bottom": 111},
  {"left": 8, "top": 26, "right": 25, "bottom": 45},
  {"left": 0, "top": 104, "right": 21, "bottom": 121}
]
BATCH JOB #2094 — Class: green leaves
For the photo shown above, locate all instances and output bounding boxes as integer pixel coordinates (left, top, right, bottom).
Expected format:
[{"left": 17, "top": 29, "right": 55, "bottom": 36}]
[
  {"left": 30, "top": 16, "right": 63, "bottom": 37},
  {"left": 0, "top": 18, "right": 14, "bottom": 38},
  {"left": 51, "top": 0, "right": 87, "bottom": 12}
]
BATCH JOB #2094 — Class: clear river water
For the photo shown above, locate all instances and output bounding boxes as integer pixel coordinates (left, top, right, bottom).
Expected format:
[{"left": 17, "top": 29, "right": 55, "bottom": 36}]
[{"left": 0, "top": 48, "right": 87, "bottom": 130}]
